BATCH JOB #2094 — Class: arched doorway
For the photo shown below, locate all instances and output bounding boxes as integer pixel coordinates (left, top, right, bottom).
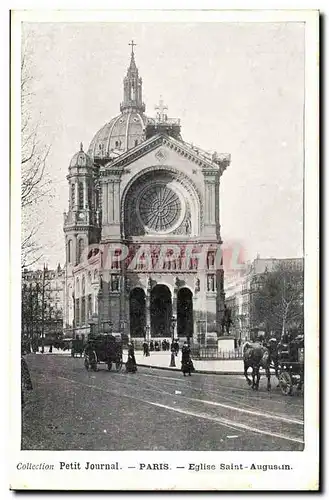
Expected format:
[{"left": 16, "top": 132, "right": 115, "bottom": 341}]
[
  {"left": 177, "top": 288, "right": 194, "bottom": 342},
  {"left": 129, "top": 288, "right": 146, "bottom": 338},
  {"left": 151, "top": 285, "right": 172, "bottom": 338}
]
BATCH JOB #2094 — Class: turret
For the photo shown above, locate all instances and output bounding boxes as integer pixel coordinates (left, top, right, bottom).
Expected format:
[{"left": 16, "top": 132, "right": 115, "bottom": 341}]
[{"left": 120, "top": 40, "right": 146, "bottom": 113}]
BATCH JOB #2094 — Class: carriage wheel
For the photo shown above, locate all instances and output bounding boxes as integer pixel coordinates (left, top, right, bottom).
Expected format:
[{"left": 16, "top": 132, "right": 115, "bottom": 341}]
[
  {"left": 107, "top": 361, "right": 113, "bottom": 371},
  {"left": 279, "top": 371, "right": 293, "bottom": 396},
  {"left": 115, "top": 360, "right": 123, "bottom": 372}
]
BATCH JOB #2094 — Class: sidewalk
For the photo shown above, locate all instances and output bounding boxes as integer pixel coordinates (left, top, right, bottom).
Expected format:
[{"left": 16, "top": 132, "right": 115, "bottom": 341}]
[
  {"left": 133, "top": 351, "right": 245, "bottom": 375},
  {"left": 38, "top": 348, "right": 274, "bottom": 376}
]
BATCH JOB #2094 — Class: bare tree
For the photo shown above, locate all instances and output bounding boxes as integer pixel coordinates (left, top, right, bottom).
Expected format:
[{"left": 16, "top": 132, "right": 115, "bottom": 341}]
[
  {"left": 21, "top": 35, "right": 51, "bottom": 268},
  {"left": 252, "top": 261, "right": 304, "bottom": 338}
]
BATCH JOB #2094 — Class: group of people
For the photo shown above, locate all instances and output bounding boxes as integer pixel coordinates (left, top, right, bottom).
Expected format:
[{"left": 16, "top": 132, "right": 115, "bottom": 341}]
[
  {"left": 142, "top": 339, "right": 180, "bottom": 357},
  {"left": 142, "top": 338, "right": 194, "bottom": 376}
]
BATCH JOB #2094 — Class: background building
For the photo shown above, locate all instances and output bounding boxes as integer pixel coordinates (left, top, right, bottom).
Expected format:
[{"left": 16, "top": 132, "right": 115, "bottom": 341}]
[
  {"left": 22, "top": 264, "right": 65, "bottom": 349},
  {"left": 63, "top": 44, "right": 231, "bottom": 343},
  {"left": 225, "top": 257, "right": 304, "bottom": 341}
]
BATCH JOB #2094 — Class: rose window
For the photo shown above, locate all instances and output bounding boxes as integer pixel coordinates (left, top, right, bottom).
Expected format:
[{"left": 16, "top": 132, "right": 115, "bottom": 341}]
[{"left": 137, "top": 184, "right": 182, "bottom": 232}]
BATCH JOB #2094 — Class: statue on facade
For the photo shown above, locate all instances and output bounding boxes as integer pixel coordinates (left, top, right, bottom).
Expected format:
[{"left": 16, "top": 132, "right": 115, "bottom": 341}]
[
  {"left": 147, "top": 277, "right": 152, "bottom": 291},
  {"left": 111, "top": 275, "right": 120, "bottom": 291},
  {"left": 125, "top": 276, "right": 130, "bottom": 293},
  {"left": 207, "top": 274, "right": 215, "bottom": 292},
  {"left": 195, "top": 277, "right": 200, "bottom": 293},
  {"left": 185, "top": 214, "right": 191, "bottom": 234},
  {"left": 174, "top": 277, "right": 180, "bottom": 290}
]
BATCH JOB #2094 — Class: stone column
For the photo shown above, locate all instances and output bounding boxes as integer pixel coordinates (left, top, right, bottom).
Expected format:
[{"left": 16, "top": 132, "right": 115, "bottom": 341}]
[
  {"left": 102, "top": 181, "right": 108, "bottom": 224},
  {"left": 146, "top": 281, "right": 151, "bottom": 340},
  {"left": 101, "top": 173, "right": 121, "bottom": 240},
  {"left": 172, "top": 286, "right": 178, "bottom": 340},
  {"left": 202, "top": 170, "right": 219, "bottom": 238}
]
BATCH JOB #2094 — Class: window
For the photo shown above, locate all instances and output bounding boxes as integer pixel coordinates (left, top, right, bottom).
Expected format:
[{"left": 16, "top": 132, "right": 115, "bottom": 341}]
[
  {"left": 88, "top": 294, "right": 92, "bottom": 317},
  {"left": 71, "top": 183, "right": 75, "bottom": 207},
  {"left": 67, "top": 240, "right": 72, "bottom": 263},
  {"left": 75, "top": 298, "right": 80, "bottom": 326},
  {"left": 78, "top": 239, "right": 84, "bottom": 262},
  {"left": 88, "top": 185, "right": 92, "bottom": 208},
  {"left": 81, "top": 297, "right": 86, "bottom": 325},
  {"left": 78, "top": 182, "right": 84, "bottom": 209}
]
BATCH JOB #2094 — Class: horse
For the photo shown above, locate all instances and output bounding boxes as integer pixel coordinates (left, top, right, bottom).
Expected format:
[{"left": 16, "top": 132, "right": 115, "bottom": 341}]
[{"left": 243, "top": 341, "right": 272, "bottom": 391}]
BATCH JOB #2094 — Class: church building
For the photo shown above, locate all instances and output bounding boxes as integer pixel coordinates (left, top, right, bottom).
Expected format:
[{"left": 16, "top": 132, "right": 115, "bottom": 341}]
[{"left": 63, "top": 42, "right": 231, "bottom": 344}]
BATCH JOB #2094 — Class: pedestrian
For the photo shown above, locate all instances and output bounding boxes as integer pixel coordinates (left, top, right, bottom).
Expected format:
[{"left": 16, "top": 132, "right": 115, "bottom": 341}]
[
  {"left": 142, "top": 340, "right": 148, "bottom": 356},
  {"left": 126, "top": 342, "right": 137, "bottom": 373},
  {"left": 181, "top": 342, "right": 193, "bottom": 376}
]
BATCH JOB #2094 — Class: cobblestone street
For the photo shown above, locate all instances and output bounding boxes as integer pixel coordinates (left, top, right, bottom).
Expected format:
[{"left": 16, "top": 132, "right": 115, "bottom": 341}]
[{"left": 21, "top": 354, "right": 304, "bottom": 451}]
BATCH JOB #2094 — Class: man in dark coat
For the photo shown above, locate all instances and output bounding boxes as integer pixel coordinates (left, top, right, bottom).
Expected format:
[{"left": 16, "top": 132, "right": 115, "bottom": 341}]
[{"left": 181, "top": 342, "right": 193, "bottom": 376}]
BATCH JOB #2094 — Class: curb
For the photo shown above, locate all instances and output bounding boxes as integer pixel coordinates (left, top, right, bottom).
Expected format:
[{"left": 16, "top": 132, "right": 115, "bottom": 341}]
[{"left": 136, "top": 363, "right": 245, "bottom": 376}]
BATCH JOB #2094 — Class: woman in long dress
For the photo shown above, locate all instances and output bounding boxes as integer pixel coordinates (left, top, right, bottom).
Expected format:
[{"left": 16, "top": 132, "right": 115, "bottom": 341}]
[
  {"left": 126, "top": 342, "right": 137, "bottom": 373},
  {"left": 181, "top": 342, "right": 193, "bottom": 376}
]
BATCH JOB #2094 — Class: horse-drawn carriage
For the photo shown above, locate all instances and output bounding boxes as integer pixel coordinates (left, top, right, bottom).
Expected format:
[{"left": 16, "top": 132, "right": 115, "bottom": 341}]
[
  {"left": 243, "top": 334, "right": 304, "bottom": 395},
  {"left": 84, "top": 334, "right": 123, "bottom": 372},
  {"left": 277, "top": 334, "right": 304, "bottom": 396}
]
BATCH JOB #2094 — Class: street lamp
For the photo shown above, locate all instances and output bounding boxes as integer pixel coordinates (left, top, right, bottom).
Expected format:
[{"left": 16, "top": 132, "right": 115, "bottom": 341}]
[
  {"left": 171, "top": 315, "right": 177, "bottom": 341},
  {"left": 170, "top": 315, "right": 177, "bottom": 367}
]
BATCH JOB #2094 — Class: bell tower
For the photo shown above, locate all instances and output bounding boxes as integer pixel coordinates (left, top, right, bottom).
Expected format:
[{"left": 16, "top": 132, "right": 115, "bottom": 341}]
[
  {"left": 63, "top": 143, "right": 101, "bottom": 268},
  {"left": 120, "top": 40, "right": 145, "bottom": 113},
  {"left": 63, "top": 143, "right": 101, "bottom": 331}
]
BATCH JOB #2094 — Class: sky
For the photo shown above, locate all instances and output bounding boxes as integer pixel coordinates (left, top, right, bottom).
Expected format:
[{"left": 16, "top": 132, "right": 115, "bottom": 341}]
[{"left": 21, "top": 21, "right": 305, "bottom": 268}]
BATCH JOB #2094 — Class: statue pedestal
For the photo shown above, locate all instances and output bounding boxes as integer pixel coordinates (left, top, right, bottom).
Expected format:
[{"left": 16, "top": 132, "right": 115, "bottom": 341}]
[{"left": 217, "top": 336, "right": 235, "bottom": 352}]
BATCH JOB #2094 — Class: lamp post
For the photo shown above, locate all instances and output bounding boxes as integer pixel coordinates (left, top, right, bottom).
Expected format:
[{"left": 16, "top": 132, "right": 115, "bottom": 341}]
[
  {"left": 170, "top": 315, "right": 177, "bottom": 367},
  {"left": 198, "top": 319, "right": 207, "bottom": 347}
]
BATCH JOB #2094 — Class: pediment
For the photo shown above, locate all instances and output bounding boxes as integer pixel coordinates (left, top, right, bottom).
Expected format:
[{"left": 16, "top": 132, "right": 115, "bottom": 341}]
[{"left": 100, "top": 134, "right": 230, "bottom": 177}]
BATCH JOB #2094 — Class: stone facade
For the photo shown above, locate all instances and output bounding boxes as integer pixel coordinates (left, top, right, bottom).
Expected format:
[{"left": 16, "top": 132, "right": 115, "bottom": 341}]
[
  {"left": 22, "top": 264, "right": 65, "bottom": 339},
  {"left": 63, "top": 45, "right": 230, "bottom": 343}
]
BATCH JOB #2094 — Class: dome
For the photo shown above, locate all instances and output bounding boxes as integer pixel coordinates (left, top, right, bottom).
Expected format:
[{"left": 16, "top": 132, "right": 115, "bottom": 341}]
[
  {"left": 87, "top": 111, "right": 151, "bottom": 160},
  {"left": 70, "top": 144, "right": 93, "bottom": 168}
]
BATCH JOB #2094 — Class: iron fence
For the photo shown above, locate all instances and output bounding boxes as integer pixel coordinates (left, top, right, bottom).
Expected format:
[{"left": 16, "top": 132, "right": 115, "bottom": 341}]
[{"left": 191, "top": 347, "right": 243, "bottom": 360}]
